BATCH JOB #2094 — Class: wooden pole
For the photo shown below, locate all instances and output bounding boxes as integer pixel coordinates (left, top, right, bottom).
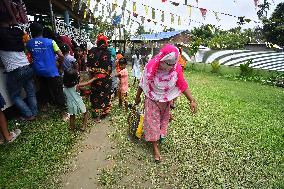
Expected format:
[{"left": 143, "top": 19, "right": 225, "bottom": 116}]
[{"left": 49, "top": 0, "right": 56, "bottom": 33}]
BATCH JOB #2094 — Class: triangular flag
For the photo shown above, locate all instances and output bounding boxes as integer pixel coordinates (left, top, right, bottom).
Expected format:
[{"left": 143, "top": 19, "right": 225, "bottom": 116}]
[
  {"left": 152, "top": 8, "right": 155, "bottom": 20},
  {"left": 112, "top": 0, "right": 118, "bottom": 12},
  {"left": 78, "top": 0, "right": 83, "bottom": 11},
  {"left": 145, "top": 5, "right": 148, "bottom": 16},
  {"left": 214, "top": 12, "right": 221, "bottom": 22},
  {"left": 112, "top": 15, "right": 121, "bottom": 25},
  {"left": 122, "top": 0, "right": 127, "bottom": 11},
  {"left": 71, "top": 0, "right": 75, "bottom": 11},
  {"left": 127, "top": 15, "right": 131, "bottom": 25},
  {"left": 199, "top": 8, "right": 207, "bottom": 19},
  {"left": 171, "top": 2, "right": 179, "bottom": 6},
  {"left": 187, "top": 5, "right": 192, "bottom": 17},
  {"left": 161, "top": 11, "right": 165, "bottom": 22},
  {"left": 254, "top": 0, "right": 259, "bottom": 7},
  {"left": 141, "top": 16, "right": 145, "bottom": 25},
  {"left": 101, "top": 5, "right": 105, "bottom": 16},
  {"left": 107, "top": 3, "right": 111, "bottom": 17},
  {"left": 171, "top": 14, "right": 174, "bottom": 24},
  {"left": 133, "top": 2, "right": 137, "bottom": 13},
  {"left": 83, "top": 0, "right": 91, "bottom": 19}
]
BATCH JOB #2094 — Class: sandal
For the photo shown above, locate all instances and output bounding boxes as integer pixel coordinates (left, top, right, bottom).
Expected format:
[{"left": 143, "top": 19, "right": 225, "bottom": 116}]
[
  {"left": 7, "top": 129, "right": 21, "bottom": 143},
  {"left": 154, "top": 156, "right": 162, "bottom": 163},
  {"left": 160, "top": 137, "right": 166, "bottom": 144}
]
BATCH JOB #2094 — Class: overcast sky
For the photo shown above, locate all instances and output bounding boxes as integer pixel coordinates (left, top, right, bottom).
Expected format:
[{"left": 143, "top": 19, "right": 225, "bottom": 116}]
[{"left": 91, "top": 0, "right": 282, "bottom": 34}]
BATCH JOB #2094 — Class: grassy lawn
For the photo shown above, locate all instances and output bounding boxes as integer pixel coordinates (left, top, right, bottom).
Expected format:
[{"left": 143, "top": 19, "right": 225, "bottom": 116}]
[
  {"left": 0, "top": 69, "right": 283, "bottom": 188},
  {"left": 0, "top": 109, "right": 83, "bottom": 189},
  {"left": 101, "top": 70, "right": 284, "bottom": 188}
]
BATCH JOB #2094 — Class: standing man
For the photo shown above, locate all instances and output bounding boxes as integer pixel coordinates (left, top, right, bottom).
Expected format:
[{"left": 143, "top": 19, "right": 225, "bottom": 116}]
[
  {"left": 0, "top": 0, "right": 37, "bottom": 120},
  {"left": 27, "top": 22, "right": 68, "bottom": 120}
]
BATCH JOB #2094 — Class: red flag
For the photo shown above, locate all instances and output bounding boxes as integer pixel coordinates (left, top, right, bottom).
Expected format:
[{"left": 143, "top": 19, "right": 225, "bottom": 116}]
[
  {"left": 162, "top": 0, "right": 167, "bottom": 2},
  {"left": 199, "top": 8, "right": 207, "bottom": 19},
  {"left": 254, "top": 0, "right": 259, "bottom": 7}
]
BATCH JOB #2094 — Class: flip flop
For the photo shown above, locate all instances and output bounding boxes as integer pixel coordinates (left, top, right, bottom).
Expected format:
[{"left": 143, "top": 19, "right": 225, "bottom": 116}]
[
  {"left": 7, "top": 129, "right": 21, "bottom": 143},
  {"left": 154, "top": 156, "right": 162, "bottom": 163}
]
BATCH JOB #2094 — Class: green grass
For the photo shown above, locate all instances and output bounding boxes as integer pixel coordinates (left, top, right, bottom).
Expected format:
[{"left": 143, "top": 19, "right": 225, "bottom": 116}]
[
  {"left": 0, "top": 109, "right": 84, "bottom": 189},
  {"left": 0, "top": 70, "right": 283, "bottom": 188},
  {"left": 102, "top": 71, "right": 284, "bottom": 188}
]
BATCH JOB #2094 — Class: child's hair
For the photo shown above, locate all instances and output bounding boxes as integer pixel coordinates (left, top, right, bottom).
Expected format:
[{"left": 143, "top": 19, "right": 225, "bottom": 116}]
[
  {"left": 119, "top": 58, "right": 127, "bottom": 66},
  {"left": 61, "top": 44, "right": 70, "bottom": 54},
  {"left": 63, "top": 69, "right": 80, "bottom": 88}
]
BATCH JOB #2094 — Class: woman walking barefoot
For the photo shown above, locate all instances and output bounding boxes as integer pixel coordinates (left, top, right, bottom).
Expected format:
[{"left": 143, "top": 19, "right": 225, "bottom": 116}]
[{"left": 134, "top": 44, "right": 197, "bottom": 162}]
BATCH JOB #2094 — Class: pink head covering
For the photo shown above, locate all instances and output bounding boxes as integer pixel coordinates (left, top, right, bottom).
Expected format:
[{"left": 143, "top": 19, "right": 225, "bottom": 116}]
[
  {"left": 140, "top": 44, "right": 188, "bottom": 102},
  {"left": 146, "top": 44, "right": 179, "bottom": 81}
]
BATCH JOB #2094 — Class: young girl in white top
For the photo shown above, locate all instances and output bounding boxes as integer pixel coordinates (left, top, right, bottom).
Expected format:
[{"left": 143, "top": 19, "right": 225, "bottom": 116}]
[{"left": 132, "top": 50, "right": 141, "bottom": 85}]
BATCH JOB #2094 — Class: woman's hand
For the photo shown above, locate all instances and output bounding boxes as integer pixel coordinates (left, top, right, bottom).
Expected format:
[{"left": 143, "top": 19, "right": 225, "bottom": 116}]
[
  {"left": 134, "top": 86, "right": 143, "bottom": 105},
  {"left": 189, "top": 100, "right": 197, "bottom": 114},
  {"left": 135, "top": 95, "right": 141, "bottom": 105}
]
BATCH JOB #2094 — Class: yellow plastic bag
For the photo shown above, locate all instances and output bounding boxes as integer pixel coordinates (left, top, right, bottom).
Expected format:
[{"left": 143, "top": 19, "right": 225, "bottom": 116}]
[{"left": 135, "top": 113, "right": 144, "bottom": 139}]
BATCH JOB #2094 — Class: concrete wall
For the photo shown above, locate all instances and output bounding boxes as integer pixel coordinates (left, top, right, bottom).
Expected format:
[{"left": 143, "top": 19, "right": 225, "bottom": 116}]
[{"left": 194, "top": 49, "right": 284, "bottom": 72}]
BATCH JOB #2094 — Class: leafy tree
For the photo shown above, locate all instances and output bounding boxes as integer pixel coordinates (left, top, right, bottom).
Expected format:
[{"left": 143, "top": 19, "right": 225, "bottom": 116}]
[
  {"left": 90, "top": 16, "right": 115, "bottom": 42},
  {"left": 262, "top": 3, "right": 284, "bottom": 46},
  {"left": 163, "top": 27, "right": 175, "bottom": 32},
  {"left": 257, "top": 0, "right": 271, "bottom": 20},
  {"left": 135, "top": 25, "right": 150, "bottom": 36}
]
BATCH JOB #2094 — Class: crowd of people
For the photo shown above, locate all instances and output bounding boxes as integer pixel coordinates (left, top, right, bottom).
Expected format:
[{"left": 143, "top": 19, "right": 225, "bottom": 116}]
[{"left": 0, "top": 0, "right": 196, "bottom": 162}]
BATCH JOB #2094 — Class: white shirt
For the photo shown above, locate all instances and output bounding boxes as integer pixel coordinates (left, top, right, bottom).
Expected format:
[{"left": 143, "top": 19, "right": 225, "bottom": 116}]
[{"left": 0, "top": 50, "right": 29, "bottom": 72}]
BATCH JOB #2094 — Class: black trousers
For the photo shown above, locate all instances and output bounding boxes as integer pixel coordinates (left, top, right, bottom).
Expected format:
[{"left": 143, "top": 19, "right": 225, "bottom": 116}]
[{"left": 37, "top": 76, "right": 66, "bottom": 111}]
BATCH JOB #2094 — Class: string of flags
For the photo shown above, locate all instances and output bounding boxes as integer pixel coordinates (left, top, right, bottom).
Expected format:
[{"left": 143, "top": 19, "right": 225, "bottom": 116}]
[{"left": 69, "top": 0, "right": 263, "bottom": 34}]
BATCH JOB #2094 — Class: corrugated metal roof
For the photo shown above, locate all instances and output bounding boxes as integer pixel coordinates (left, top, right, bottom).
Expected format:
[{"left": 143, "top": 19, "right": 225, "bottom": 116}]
[{"left": 130, "top": 30, "right": 189, "bottom": 41}]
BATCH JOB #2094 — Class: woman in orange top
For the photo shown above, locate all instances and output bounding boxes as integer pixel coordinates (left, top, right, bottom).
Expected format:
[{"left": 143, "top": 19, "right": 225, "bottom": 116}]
[
  {"left": 116, "top": 51, "right": 123, "bottom": 73},
  {"left": 178, "top": 47, "right": 186, "bottom": 71}
]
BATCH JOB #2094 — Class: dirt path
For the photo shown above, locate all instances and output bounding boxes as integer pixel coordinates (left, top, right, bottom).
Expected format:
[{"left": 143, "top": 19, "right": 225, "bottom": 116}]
[{"left": 61, "top": 120, "right": 115, "bottom": 189}]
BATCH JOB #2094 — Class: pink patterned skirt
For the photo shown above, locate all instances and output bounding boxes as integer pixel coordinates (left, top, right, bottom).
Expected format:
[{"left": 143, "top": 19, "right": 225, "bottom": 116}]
[{"left": 143, "top": 97, "right": 171, "bottom": 141}]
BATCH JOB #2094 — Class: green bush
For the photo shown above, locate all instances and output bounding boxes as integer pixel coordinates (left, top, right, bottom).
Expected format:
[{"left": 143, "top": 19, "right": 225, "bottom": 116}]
[
  {"left": 211, "top": 60, "right": 221, "bottom": 73},
  {"left": 240, "top": 59, "right": 253, "bottom": 76}
]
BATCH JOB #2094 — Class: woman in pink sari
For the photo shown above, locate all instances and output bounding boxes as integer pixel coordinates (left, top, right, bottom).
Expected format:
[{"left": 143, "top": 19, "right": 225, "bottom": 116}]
[{"left": 134, "top": 44, "right": 197, "bottom": 162}]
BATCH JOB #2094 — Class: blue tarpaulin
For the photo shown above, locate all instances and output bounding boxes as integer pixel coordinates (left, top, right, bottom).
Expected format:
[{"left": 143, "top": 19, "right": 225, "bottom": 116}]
[{"left": 130, "top": 30, "right": 189, "bottom": 41}]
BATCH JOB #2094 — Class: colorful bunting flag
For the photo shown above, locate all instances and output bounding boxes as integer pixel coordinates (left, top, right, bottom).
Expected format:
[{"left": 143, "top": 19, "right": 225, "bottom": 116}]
[
  {"left": 112, "top": 0, "right": 118, "bottom": 12},
  {"left": 101, "top": 4, "right": 105, "bottom": 16},
  {"left": 113, "top": 14, "right": 121, "bottom": 25},
  {"left": 187, "top": 5, "right": 192, "bottom": 17},
  {"left": 171, "top": 2, "right": 179, "bottom": 6},
  {"left": 199, "top": 8, "right": 207, "bottom": 19},
  {"left": 71, "top": 0, "right": 75, "bottom": 11},
  {"left": 141, "top": 16, "right": 145, "bottom": 24},
  {"left": 122, "top": 0, "right": 127, "bottom": 11},
  {"left": 152, "top": 8, "right": 155, "bottom": 20},
  {"left": 78, "top": 0, "right": 83, "bottom": 11},
  {"left": 214, "top": 11, "right": 221, "bottom": 22},
  {"left": 171, "top": 13, "right": 174, "bottom": 24},
  {"left": 254, "top": 0, "right": 259, "bottom": 7},
  {"left": 127, "top": 14, "right": 131, "bottom": 25},
  {"left": 107, "top": 3, "right": 111, "bottom": 17},
  {"left": 161, "top": 11, "right": 165, "bottom": 22},
  {"left": 145, "top": 5, "right": 148, "bottom": 16},
  {"left": 133, "top": 2, "right": 137, "bottom": 13}
]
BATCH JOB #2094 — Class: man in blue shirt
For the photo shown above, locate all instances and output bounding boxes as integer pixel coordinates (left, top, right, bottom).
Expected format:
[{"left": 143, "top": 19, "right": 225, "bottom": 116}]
[{"left": 27, "top": 22, "right": 68, "bottom": 120}]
